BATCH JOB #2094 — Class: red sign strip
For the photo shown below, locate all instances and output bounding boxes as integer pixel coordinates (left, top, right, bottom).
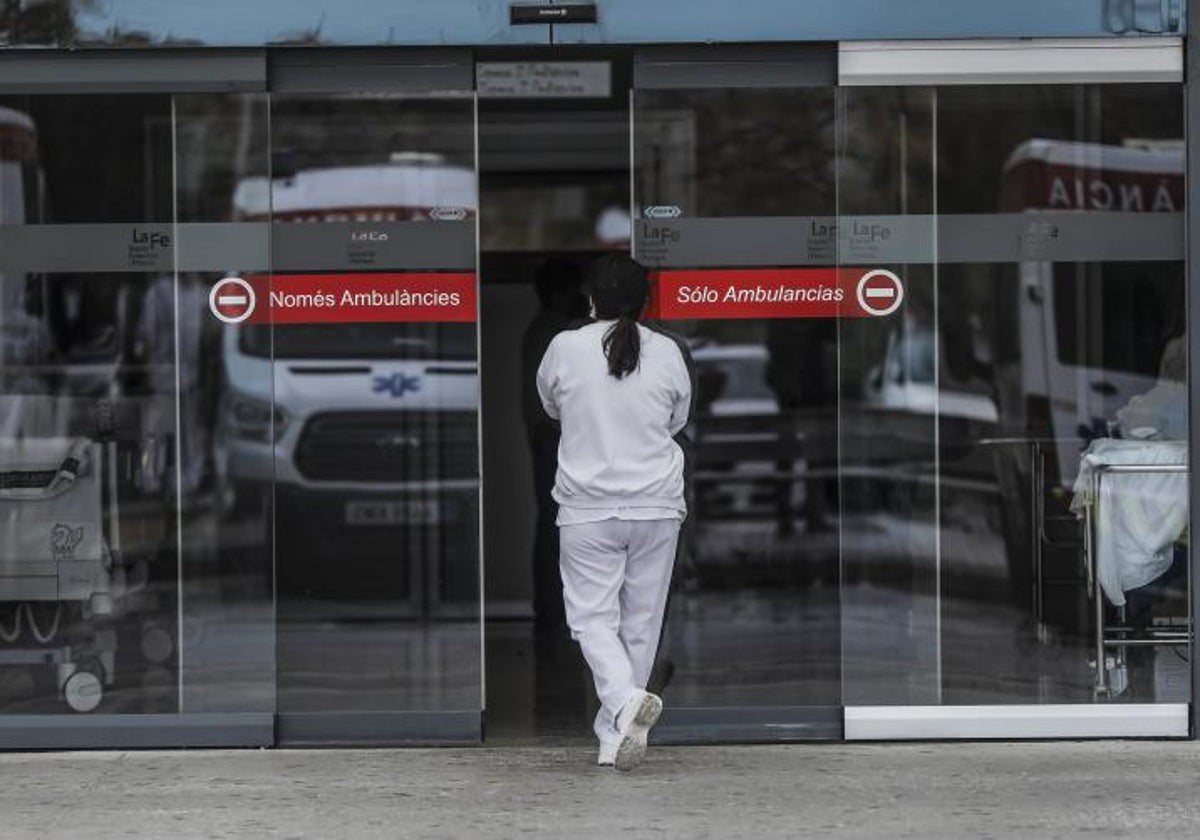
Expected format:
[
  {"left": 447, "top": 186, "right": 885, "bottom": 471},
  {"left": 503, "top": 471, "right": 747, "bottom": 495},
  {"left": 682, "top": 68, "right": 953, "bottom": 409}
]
[
  {"left": 647, "top": 268, "right": 900, "bottom": 320},
  {"left": 245, "top": 272, "right": 477, "bottom": 324}
]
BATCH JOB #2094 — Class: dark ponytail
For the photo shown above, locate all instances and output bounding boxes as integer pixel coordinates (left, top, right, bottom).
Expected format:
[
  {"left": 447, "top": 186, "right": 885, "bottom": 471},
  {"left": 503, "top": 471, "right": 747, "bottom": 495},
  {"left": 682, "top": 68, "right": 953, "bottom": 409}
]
[
  {"left": 585, "top": 254, "right": 649, "bottom": 379},
  {"left": 602, "top": 314, "right": 640, "bottom": 379}
]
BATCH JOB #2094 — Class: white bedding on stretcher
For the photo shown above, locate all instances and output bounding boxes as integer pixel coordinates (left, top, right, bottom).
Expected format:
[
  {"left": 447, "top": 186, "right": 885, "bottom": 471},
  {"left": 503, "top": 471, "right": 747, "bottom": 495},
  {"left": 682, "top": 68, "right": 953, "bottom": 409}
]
[{"left": 1070, "top": 439, "right": 1188, "bottom": 607}]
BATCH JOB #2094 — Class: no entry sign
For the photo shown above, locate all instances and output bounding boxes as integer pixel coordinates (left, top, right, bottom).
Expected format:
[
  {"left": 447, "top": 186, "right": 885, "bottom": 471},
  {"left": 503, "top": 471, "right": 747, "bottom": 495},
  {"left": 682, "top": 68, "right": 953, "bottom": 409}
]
[
  {"left": 646, "top": 268, "right": 905, "bottom": 320},
  {"left": 855, "top": 269, "right": 904, "bottom": 317},
  {"left": 208, "top": 276, "right": 257, "bottom": 324}
]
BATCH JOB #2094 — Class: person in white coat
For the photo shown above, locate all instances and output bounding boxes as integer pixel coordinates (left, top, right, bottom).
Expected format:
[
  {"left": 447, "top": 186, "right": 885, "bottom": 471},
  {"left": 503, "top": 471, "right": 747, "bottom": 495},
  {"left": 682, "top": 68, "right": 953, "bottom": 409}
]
[{"left": 536, "top": 254, "right": 691, "bottom": 771}]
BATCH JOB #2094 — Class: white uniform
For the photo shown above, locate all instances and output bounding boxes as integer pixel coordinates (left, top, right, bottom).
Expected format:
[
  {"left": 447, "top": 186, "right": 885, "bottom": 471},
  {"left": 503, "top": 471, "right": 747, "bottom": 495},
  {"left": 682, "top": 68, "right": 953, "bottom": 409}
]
[{"left": 536, "top": 320, "right": 691, "bottom": 747}]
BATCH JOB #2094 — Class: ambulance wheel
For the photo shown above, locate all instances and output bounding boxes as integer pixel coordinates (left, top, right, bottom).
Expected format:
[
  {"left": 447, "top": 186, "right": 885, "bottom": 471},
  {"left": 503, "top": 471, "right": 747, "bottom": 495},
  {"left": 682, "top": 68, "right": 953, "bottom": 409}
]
[{"left": 62, "top": 670, "right": 104, "bottom": 713}]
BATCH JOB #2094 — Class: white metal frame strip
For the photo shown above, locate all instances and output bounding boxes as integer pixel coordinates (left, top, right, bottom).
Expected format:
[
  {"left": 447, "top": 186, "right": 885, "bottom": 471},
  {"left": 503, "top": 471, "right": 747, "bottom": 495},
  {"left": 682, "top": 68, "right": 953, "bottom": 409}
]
[
  {"left": 838, "top": 37, "right": 1183, "bottom": 86},
  {"left": 844, "top": 704, "right": 1189, "bottom": 739}
]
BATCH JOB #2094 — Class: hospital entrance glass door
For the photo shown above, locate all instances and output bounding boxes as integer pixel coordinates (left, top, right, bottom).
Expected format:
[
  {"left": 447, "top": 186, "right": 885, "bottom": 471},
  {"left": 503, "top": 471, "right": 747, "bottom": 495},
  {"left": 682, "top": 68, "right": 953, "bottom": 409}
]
[
  {"left": 0, "top": 55, "right": 486, "bottom": 746},
  {"left": 0, "top": 79, "right": 275, "bottom": 746},
  {"left": 631, "top": 49, "right": 844, "bottom": 739},
  {"left": 632, "top": 44, "right": 1190, "bottom": 741},
  {"left": 837, "top": 73, "right": 1189, "bottom": 738},
  {"left": 265, "top": 78, "right": 484, "bottom": 744}
]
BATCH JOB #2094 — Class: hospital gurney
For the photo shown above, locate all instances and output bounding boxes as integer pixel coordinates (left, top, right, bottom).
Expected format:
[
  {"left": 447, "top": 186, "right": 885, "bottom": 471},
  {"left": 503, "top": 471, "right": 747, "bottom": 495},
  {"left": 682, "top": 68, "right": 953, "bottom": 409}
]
[
  {"left": 1071, "top": 439, "right": 1189, "bottom": 696},
  {"left": 0, "top": 426, "right": 144, "bottom": 712}
]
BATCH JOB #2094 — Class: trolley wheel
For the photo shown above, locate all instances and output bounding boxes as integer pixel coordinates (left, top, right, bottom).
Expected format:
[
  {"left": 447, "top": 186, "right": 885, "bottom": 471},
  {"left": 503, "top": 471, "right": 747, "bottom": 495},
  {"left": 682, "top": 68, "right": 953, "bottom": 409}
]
[{"left": 62, "top": 670, "right": 103, "bottom": 713}]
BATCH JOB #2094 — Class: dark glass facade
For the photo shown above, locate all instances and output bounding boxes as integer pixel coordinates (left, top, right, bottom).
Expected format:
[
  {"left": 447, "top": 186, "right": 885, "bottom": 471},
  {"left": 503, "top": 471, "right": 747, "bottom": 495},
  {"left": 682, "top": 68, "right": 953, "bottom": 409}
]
[{"left": 0, "top": 31, "right": 1192, "bottom": 746}]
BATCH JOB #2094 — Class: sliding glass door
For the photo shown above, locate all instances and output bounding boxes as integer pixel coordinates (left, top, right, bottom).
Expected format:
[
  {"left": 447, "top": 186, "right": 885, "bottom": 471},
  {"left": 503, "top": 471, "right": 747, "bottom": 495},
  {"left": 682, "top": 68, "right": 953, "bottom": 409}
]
[
  {"left": 0, "top": 51, "right": 486, "bottom": 748},
  {"left": 631, "top": 43, "right": 1189, "bottom": 741},
  {"left": 265, "top": 85, "right": 484, "bottom": 744},
  {"left": 632, "top": 47, "right": 844, "bottom": 740},
  {"left": 0, "top": 80, "right": 275, "bottom": 747},
  {"left": 839, "top": 76, "right": 1188, "bottom": 738}
]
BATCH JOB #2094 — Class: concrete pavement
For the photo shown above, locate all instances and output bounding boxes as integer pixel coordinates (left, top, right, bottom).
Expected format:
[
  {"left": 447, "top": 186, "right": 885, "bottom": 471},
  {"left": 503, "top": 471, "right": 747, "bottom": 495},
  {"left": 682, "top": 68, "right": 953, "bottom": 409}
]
[{"left": 2, "top": 740, "right": 1198, "bottom": 839}]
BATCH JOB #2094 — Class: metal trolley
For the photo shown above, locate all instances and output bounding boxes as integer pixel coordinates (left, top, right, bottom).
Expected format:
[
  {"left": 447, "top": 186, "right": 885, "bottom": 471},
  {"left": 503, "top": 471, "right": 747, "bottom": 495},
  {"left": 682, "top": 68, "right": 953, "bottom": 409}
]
[
  {"left": 985, "top": 437, "right": 1190, "bottom": 699},
  {"left": 1081, "top": 461, "right": 1190, "bottom": 697}
]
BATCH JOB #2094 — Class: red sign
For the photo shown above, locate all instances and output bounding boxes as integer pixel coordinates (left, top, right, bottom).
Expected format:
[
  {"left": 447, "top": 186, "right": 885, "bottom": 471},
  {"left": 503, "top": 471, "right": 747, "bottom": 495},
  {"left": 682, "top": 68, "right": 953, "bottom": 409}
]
[
  {"left": 646, "top": 268, "right": 902, "bottom": 321},
  {"left": 236, "top": 272, "right": 477, "bottom": 324}
]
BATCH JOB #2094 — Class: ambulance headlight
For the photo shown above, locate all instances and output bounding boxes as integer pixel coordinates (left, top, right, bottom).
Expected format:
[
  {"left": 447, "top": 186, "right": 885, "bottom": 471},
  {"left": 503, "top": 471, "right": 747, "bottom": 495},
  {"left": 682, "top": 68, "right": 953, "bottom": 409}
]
[{"left": 227, "top": 393, "right": 289, "bottom": 442}]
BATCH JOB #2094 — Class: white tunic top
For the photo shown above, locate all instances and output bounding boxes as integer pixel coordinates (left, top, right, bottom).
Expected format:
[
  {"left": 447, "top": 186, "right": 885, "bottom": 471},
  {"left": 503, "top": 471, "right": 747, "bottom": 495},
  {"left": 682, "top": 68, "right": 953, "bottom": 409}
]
[{"left": 536, "top": 320, "right": 691, "bottom": 525}]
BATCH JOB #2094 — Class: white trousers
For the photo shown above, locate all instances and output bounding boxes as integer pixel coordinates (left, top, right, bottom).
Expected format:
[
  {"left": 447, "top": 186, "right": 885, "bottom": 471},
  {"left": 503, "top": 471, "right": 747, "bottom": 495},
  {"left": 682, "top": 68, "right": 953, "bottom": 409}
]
[{"left": 559, "top": 518, "right": 680, "bottom": 745}]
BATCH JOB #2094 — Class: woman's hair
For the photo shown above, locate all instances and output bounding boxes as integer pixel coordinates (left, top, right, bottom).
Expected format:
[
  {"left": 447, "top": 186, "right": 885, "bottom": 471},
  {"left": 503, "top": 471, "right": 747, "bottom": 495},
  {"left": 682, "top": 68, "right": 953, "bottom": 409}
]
[{"left": 585, "top": 254, "right": 649, "bottom": 379}]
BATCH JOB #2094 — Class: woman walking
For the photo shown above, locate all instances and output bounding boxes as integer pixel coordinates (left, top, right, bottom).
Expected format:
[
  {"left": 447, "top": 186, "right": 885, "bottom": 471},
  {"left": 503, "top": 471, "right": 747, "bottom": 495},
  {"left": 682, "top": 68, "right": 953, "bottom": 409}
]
[{"left": 536, "top": 254, "right": 691, "bottom": 770}]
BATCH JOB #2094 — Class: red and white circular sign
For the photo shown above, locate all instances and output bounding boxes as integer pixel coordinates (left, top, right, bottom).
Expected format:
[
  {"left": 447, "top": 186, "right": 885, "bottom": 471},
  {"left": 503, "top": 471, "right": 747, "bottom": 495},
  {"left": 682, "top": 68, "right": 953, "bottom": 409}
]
[
  {"left": 856, "top": 269, "right": 904, "bottom": 317},
  {"left": 209, "top": 276, "right": 256, "bottom": 324}
]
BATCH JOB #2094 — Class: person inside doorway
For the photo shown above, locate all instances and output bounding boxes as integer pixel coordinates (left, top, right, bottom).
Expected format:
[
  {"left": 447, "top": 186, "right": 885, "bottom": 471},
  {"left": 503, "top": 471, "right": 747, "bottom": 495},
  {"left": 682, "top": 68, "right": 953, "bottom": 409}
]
[
  {"left": 765, "top": 318, "right": 837, "bottom": 535},
  {"left": 521, "top": 258, "right": 587, "bottom": 628},
  {"left": 536, "top": 254, "right": 691, "bottom": 770}
]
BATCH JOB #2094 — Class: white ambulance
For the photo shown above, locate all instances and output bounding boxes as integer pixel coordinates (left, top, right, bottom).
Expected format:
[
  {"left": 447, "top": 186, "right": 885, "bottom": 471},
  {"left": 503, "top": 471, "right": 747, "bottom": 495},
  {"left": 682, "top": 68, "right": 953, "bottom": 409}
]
[
  {"left": 217, "top": 153, "right": 479, "bottom": 610},
  {"left": 998, "top": 138, "right": 1185, "bottom": 486}
]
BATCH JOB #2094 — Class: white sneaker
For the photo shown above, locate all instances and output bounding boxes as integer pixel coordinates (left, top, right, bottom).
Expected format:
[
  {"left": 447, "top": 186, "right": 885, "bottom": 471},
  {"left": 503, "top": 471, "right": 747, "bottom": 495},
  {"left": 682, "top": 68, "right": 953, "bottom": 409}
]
[
  {"left": 613, "top": 690, "right": 662, "bottom": 772},
  {"left": 597, "top": 741, "right": 618, "bottom": 767}
]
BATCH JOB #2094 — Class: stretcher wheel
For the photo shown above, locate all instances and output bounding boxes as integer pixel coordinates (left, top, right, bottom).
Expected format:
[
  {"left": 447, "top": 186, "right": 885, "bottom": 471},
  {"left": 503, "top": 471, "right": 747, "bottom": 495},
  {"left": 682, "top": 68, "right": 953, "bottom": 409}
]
[{"left": 62, "top": 670, "right": 103, "bottom": 713}]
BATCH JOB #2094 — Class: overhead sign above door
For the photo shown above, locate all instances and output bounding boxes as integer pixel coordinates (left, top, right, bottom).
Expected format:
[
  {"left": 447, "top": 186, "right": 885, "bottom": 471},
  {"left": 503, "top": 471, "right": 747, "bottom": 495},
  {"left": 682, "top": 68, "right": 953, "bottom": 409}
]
[
  {"left": 476, "top": 61, "right": 611, "bottom": 98},
  {"left": 510, "top": 4, "right": 598, "bottom": 24}
]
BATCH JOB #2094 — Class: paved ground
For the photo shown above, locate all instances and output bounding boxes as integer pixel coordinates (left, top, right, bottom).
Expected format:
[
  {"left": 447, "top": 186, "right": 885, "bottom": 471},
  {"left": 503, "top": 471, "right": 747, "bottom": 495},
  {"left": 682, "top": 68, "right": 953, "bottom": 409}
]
[{"left": 3, "top": 741, "right": 1199, "bottom": 839}]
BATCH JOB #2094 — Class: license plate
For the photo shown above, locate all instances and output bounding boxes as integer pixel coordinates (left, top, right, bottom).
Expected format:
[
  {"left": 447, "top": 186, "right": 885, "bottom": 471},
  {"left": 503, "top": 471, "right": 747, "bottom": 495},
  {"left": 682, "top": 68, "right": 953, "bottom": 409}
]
[{"left": 345, "top": 499, "right": 440, "bottom": 526}]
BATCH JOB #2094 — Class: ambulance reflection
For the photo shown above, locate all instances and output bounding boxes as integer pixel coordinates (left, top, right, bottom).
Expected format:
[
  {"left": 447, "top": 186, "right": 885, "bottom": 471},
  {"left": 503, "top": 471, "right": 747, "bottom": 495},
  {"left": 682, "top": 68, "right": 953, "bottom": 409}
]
[
  {"left": 984, "top": 140, "right": 1187, "bottom": 641},
  {"left": 217, "top": 322, "right": 480, "bottom": 614},
  {"left": 994, "top": 139, "right": 1186, "bottom": 488},
  {"left": 216, "top": 152, "right": 479, "bottom": 617}
]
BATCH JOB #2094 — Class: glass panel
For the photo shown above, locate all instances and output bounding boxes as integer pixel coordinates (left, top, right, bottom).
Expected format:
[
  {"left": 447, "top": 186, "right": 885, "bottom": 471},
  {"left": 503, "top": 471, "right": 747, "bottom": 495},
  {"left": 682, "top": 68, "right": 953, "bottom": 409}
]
[
  {"left": 838, "top": 82, "right": 1189, "bottom": 709},
  {"left": 0, "top": 91, "right": 273, "bottom": 721},
  {"left": 174, "top": 92, "right": 275, "bottom": 714},
  {"left": 836, "top": 87, "right": 939, "bottom": 705},
  {"left": 478, "top": 107, "right": 631, "bottom": 253},
  {"left": 632, "top": 86, "right": 842, "bottom": 713},
  {"left": 267, "top": 92, "right": 482, "bottom": 719}
]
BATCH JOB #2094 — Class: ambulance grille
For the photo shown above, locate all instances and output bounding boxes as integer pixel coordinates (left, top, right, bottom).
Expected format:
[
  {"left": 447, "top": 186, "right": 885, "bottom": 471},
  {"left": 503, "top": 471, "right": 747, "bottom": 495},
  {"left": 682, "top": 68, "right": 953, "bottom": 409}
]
[{"left": 294, "top": 411, "right": 479, "bottom": 482}]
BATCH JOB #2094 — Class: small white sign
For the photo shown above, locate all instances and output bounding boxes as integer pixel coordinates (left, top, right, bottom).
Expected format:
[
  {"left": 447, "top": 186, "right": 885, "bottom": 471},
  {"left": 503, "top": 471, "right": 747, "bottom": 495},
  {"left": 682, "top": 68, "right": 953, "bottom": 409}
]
[{"left": 476, "top": 61, "right": 611, "bottom": 99}]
